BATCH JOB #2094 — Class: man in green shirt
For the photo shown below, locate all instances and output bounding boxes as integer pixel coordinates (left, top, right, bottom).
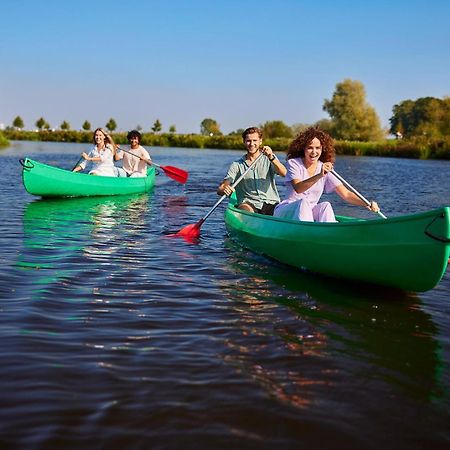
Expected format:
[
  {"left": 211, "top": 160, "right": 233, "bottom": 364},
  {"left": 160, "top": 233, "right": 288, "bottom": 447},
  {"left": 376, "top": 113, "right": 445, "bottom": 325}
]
[{"left": 217, "top": 127, "right": 287, "bottom": 215}]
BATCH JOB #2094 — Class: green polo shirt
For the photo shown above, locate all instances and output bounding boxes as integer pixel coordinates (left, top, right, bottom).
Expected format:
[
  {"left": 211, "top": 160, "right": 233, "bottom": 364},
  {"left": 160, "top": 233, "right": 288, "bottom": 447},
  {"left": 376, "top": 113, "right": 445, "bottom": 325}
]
[{"left": 225, "top": 154, "right": 281, "bottom": 210}]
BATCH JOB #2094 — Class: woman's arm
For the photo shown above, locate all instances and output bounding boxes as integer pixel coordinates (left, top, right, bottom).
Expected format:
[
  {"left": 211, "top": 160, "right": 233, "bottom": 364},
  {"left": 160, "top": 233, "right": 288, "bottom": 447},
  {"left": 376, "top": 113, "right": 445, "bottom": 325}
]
[
  {"left": 291, "top": 162, "right": 333, "bottom": 194},
  {"left": 335, "top": 184, "right": 380, "bottom": 212}
]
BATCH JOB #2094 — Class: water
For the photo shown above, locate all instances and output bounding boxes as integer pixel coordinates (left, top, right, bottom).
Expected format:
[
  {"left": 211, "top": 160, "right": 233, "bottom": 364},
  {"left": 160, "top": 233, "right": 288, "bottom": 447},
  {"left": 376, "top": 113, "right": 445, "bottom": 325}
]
[{"left": 0, "top": 141, "right": 449, "bottom": 449}]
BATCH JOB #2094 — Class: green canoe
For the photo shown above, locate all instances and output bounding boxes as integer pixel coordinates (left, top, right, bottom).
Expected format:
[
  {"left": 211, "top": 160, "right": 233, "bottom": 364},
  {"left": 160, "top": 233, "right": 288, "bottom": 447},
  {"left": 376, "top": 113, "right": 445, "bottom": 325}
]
[
  {"left": 224, "top": 203, "right": 450, "bottom": 292},
  {"left": 21, "top": 158, "right": 156, "bottom": 198}
]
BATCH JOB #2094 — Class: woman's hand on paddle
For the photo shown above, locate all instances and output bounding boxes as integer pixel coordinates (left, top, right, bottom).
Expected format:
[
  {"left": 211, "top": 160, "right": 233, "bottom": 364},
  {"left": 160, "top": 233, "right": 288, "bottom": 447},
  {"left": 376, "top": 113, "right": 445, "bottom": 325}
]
[
  {"left": 81, "top": 152, "right": 90, "bottom": 161},
  {"left": 367, "top": 201, "right": 380, "bottom": 213},
  {"left": 321, "top": 162, "right": 334, "bottom": 177}
]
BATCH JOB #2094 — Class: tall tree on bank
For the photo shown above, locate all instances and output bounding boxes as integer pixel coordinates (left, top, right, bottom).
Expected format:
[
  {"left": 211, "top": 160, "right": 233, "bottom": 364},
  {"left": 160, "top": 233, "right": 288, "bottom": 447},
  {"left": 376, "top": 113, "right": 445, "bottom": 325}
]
[
  {"left": 35, "top": 117, "right": 50, "bottom": 130},
  {"left": 60, "top": 120, "right": 70, "bottom": 130},
  {"left": 82, "top": 120, "right": 91, "bottom": 131},
  {"left": 106, "top": 118, "right": 117, "bottom": 132},
  {"left": 152, "top": 119, "right": 162, "bottom": 133},
  {"left": 323, "top": 79, "right": 384, "bottom": 141},
  {"left": 200, "top": 118, "right": 222, "bottom": 136},
  {"left": 13, "top": 116, "right": 24, "bottom": 129}
]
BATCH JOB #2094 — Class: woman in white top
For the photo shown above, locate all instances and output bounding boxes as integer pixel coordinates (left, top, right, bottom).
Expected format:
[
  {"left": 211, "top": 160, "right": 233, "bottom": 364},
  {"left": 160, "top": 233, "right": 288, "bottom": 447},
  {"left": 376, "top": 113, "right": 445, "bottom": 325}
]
[
  {"left": 274, "top": 127, "right": 380, "bottom": 222},
  {"left": 73, "top": 128, "right": 116, "bottom": 176},
  {"left": 115, "top": 130, "right": 152, "bottom": 177}
]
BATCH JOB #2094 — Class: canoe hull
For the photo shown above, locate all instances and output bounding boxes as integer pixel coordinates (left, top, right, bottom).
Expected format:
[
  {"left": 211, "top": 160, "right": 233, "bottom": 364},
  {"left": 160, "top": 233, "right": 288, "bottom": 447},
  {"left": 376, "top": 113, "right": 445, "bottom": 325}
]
[
  {"left": 21, "top": 158, "right": 155, "bottom": 198},
  {"left": 225, "top": 204, "right": 450, "bottom": 292}
]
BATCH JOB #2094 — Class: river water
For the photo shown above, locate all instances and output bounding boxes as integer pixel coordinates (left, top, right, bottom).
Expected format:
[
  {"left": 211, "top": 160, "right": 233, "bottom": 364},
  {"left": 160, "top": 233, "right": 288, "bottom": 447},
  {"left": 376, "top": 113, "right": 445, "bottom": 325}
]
[{"left": 0, "top": 141, "right": 449, "bottom": 449}]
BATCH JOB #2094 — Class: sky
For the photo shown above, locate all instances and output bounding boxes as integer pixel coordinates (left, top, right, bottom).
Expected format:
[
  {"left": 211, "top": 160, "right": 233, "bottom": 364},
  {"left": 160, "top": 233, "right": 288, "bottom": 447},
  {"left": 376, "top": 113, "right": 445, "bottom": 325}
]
[{"left": 1, "top": 0, "right": 449, "bottom": 134}]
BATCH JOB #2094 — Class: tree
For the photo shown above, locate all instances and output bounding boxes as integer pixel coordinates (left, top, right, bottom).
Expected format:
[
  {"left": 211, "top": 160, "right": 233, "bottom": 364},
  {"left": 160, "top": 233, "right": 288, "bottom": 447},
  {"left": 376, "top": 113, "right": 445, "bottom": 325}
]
[
  {"left": 200, "top": 118, "right": 222, "bottom": 136},
  {"left": 323, "top": 79, "right": 384, "bottom": 141},
  {"left": 12, "top": 116, "right": 24, "bottom": 129},
  {"left": 152, "top": 119, "right": 162, "bottom": 133},
  {"left": 313, "top": 118, "right": 334, "bottom": 135},
  {"left": 35, "top": 117, "right": 47, "bottom": 130},
  {"left": 106, "top": 118, "right": 117, "bottom": 132},
  {"left": 261, "top": 120, "right": 293, "bottom": 138},
  {"left": 389, "top": 96, "right": 450, "bottom": 138},
  {"left": 60, "top": 120, "right": 70, "bottom": 130},
  {"left": 291, "top": 123, "right": 310, "bottom": 136},
  {"left": 82, "top": 120, "right": 91, "bottom": 131},
  {"left": 169, "top": 124, "right": 176, "bottom": 133}
]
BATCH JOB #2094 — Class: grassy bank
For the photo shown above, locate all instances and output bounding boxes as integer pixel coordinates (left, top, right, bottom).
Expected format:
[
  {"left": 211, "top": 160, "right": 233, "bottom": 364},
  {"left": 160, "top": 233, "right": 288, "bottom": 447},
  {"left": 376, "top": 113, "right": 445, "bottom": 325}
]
[
  {"left": 3, "top": 129, "right": 450, "bottom": 159},
  {"left": 0, "top": 132, "right": 9, "bottom": 147}
]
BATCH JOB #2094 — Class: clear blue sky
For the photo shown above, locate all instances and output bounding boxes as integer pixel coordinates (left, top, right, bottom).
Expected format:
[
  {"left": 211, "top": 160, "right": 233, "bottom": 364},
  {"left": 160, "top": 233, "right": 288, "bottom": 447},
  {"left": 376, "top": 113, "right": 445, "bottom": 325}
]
[{"left": 1, "top": 0, "right": 449, "bottom": 134}]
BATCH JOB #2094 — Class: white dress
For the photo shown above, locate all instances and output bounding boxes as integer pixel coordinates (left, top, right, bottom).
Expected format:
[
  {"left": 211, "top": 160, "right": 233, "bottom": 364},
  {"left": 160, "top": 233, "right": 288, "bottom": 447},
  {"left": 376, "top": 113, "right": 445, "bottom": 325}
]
[{"left": 79, "top": 145, "right": 116, "bottom": 176}]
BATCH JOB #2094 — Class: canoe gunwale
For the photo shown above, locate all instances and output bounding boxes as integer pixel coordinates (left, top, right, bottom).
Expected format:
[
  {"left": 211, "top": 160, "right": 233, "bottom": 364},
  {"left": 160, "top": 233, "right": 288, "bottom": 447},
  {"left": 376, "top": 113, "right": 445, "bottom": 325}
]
[{"left": 224, "top": 202, "right": 450, "bottom": 292}]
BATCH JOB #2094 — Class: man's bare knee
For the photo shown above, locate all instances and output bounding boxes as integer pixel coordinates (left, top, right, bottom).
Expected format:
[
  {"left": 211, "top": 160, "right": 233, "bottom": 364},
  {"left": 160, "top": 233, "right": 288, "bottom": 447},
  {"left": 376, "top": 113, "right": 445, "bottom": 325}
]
[{"left": 238, "top": 203, "right": 255, "bottom": 213}]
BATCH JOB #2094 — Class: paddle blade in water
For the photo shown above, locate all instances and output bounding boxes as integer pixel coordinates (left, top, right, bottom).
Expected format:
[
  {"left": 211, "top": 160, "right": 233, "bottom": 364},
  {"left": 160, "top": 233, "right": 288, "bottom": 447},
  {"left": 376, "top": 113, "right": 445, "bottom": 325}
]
[
  {"left": 170, "top": 219, "right": 204, "bottom": 239},
  {"left": 161, "top": 165, "right": 189, "bottom": 184}
]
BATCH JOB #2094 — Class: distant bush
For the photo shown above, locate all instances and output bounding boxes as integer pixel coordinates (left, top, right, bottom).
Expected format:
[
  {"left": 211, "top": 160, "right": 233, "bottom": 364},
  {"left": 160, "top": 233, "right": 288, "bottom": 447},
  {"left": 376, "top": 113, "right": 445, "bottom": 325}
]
[{"left": 0, "top": 132, "right": 8, "bottom": 147}]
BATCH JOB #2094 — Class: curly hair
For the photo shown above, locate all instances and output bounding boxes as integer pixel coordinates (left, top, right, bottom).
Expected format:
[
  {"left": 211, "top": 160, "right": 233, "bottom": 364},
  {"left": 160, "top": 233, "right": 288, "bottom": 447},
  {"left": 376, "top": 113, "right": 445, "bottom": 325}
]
[
  {"left": 127, "top": 129, "right": 142, "bottom": 143},
  {"left": 287, "top": 127, "right": 335, "bottom": 163}
]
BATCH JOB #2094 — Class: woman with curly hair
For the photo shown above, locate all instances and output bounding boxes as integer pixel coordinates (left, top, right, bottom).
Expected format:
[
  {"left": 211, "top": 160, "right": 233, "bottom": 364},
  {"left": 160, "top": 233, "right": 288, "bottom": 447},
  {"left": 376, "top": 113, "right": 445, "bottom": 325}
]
[{"left": 274, "top": 127, "right": 380, "bottom": 222}]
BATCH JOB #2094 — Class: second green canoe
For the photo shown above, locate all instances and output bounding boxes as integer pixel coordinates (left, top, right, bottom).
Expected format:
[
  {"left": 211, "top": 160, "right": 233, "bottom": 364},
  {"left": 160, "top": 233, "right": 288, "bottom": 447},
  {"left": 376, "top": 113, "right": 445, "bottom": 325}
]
[
  {"left": 225, "top": 203, "right": 450, "bottom": 292},
  {"left": 21, "top": 158, "right": 156, "bottom": 198}
]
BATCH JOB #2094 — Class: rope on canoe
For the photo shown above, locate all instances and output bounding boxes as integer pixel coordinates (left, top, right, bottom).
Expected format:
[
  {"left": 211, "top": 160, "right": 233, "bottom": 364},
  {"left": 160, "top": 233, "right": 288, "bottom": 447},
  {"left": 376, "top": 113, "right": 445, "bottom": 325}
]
[
  {"left": 19, "top": 159, "right": 34, "bottom": 170},
  {"left": 424, "top": 212, "right": 450, "bottom": 243}
]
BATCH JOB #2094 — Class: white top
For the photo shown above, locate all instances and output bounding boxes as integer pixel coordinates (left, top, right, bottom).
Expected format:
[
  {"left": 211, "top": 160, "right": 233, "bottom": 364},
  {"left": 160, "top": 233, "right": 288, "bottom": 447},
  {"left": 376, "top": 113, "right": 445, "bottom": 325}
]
[
  {"left": 79, "top": 145, "right": 116, "bottom": 176},
  {"left": 119, "top": 146, "right": 151, "bottom": 176}
]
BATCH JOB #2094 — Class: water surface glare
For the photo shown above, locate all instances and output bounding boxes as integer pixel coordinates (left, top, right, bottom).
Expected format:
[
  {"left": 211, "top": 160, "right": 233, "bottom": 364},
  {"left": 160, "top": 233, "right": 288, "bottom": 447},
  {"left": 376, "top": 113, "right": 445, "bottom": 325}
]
[{"left": 0, "top": 141, "right": 449, "bottom": 449}]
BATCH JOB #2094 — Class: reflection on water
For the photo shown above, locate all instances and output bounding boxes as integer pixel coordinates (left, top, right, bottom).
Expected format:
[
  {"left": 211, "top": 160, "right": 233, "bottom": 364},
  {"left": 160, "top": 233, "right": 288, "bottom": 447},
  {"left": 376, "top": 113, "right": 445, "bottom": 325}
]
[
  {"left": 220, "top": 238, "right": 444, "bottom": 414},
  {"left": 19, "top": 194, "right": 153, "bottom": 295}
]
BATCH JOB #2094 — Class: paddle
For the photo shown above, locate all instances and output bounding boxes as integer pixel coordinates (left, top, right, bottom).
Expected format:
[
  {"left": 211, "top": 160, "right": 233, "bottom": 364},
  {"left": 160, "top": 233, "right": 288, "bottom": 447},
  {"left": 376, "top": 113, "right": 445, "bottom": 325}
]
[
  {"left": 173, "top": 150, "right": 267, "bottom": 239},
  {"left": 117, "top": 146, "right": 188, "bottom": 184},
  {"left": 71, "top": 156, "right": 84, "bottom": 172},
  {"left": 330, "top": 169, "right": 387, "bottom": 219}
]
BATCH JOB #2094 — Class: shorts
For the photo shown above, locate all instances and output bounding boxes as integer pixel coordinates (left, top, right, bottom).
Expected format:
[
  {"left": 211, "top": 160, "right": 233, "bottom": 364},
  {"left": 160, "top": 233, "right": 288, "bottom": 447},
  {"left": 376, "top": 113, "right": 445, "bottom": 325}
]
[{"left": 254, "top": 202, "right": 278, "bottom": 216}]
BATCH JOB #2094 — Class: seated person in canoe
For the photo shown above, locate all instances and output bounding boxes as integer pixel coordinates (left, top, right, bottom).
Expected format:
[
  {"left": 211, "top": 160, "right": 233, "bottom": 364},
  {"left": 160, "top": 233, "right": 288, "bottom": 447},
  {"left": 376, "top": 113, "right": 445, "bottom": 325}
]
[
  {"left": 73, "top": 128, "right": 117, "bottom": 176},
  {"left": 114, "top": 130, "right": 152, "bottom": 177},
  {"left": 217, "top": 126, "right": 287, "bottom": 215},
  {"left": 274, "top": 127, "right": 380, "bottom": 222}
]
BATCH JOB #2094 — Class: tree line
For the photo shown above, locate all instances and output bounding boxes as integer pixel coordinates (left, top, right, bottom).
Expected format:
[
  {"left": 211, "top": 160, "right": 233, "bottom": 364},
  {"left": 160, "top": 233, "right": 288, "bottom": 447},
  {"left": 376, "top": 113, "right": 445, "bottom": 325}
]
[{"left": 4, "top": 78, "right": 450, "bottom": 143}]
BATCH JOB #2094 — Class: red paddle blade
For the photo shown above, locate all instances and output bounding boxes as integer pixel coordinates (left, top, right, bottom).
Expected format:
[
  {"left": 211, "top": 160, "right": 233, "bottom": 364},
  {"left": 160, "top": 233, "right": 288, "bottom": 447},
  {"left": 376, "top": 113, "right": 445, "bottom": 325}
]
[
  {"left": 160, "top": 165, "right": 188, "bottom": 184},
  {"left": 169, "top": 219, "right": 204, "bottom": 239}
]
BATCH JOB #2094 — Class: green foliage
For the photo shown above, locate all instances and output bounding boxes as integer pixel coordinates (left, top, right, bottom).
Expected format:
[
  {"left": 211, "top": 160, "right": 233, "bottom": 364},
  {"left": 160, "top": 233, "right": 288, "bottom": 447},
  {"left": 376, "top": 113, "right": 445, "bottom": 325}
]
[
  {"left": 261, "top": 120, "right": 293, "bottom": 138},
  {"left": 82, "top": 120, "right": 91, "bottom": 131},
  {"left": 0, "top": 132, "right": 9, "bottom": 147},
  {"left": 12, "top": 116, "right": 24, "bottom": 129},
  {"left": 35, "top": 117, "right": 47, "bottom": 130},
  {"left": 60, "top": 120, "right": 70, "bottom": 130},
  {"left": 323, "top": 79, "right": 384, "bottom": 141},
  {"left": 200, "top": 118, "right": 222, "bottom": 136},
  {"left": 389, "top": 96, "right": 450, "bottom": 138},
  {"left": 291, "top": 123, "right": 310, "bottom": 136},
  {"left": 106, "top": 118, "right": 117, "bottom": 132},
  {"left": 152, "top": 119, "right": 162, "bottom": 133},
  {"left": 169, "top": 125, "right": 176, "bottom": 133},
  {"left": 4, "top": 130, "right": 450, "bottom": 159}
]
